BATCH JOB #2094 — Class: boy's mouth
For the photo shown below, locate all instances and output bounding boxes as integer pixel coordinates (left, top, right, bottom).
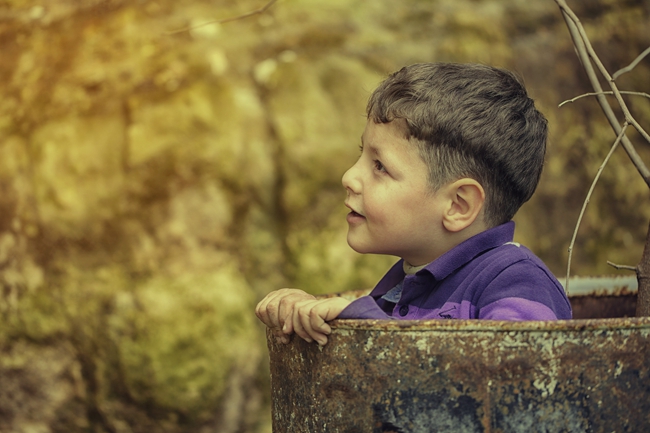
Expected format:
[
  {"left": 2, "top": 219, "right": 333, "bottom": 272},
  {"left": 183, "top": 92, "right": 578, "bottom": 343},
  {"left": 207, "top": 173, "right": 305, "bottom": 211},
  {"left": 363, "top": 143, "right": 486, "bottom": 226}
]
[
  {"left": 346, "top": 210, "right": 365, "bottom": 224},
  {"left": 345, "top": 202, "right": 366, "bottom": 220}
]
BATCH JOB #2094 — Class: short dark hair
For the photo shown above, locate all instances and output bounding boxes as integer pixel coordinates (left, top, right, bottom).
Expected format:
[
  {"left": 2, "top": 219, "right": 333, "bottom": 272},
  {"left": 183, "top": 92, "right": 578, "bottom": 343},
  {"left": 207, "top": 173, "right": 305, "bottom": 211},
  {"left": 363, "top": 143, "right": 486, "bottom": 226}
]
[{"left": 366, "top": 63, "right": 548, "bottom": 227}]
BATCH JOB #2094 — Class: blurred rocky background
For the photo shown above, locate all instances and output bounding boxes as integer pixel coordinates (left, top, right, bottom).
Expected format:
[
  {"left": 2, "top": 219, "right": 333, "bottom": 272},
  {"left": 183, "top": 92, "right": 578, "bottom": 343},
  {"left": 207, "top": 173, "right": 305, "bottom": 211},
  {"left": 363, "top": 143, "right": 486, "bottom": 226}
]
[{"left": 0, "top": 0, "right": 648, "bottom": 431}]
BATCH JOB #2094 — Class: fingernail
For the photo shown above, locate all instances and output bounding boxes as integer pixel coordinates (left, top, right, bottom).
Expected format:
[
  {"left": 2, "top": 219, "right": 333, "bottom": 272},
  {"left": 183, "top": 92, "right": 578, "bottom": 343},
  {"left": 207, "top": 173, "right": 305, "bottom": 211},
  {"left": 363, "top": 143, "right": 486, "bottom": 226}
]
[{"left": 317, "top": 337, "right": 327, "bottom": 346}]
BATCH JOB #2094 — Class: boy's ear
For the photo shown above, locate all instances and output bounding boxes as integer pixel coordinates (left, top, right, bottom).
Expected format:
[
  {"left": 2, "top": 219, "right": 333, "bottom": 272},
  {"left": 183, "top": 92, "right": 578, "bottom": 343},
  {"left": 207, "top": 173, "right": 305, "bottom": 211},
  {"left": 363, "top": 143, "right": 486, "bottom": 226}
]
[{"left": 441, "top": 178, "right": 485, "bottom": 233}]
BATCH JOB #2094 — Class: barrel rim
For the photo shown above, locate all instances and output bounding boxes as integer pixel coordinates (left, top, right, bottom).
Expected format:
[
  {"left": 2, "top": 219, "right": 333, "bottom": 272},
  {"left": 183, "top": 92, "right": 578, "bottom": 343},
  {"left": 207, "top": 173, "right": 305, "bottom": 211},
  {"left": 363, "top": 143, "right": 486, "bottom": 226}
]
[{"left": 329, "top": 316, "right": 650, "bottom": 332}]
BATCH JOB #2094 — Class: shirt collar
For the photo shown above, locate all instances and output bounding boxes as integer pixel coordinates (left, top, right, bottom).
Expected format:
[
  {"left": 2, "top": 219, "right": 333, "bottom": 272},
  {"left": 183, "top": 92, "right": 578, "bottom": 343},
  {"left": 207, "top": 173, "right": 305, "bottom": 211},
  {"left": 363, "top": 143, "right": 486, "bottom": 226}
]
[
  {"left": 370, "top": 221, "right": 515, "bottom": 297},
  {"left": 403, "top": 261, "right": 428, "bottom": 275},
  {"left": 422, "top": 221, "right": 515, "bottom": 281}
]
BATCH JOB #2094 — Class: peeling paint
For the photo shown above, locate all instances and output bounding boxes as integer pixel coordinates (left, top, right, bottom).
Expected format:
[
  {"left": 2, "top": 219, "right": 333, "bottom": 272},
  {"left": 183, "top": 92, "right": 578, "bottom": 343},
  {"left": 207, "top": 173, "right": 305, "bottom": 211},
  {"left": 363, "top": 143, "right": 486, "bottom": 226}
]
[
  {"left": 533, "top": 377, "right": 558, "bottom": 397},
  {"left": 364, "top": 336, "right": 374, "bottom": 351}
]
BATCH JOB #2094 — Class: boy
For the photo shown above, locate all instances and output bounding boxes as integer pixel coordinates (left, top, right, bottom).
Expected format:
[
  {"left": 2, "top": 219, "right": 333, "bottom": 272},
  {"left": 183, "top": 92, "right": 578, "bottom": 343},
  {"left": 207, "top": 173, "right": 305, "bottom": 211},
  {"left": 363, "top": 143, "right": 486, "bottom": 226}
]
[{"left": 255, "top": 63, "right": 572, "bottom": 346}]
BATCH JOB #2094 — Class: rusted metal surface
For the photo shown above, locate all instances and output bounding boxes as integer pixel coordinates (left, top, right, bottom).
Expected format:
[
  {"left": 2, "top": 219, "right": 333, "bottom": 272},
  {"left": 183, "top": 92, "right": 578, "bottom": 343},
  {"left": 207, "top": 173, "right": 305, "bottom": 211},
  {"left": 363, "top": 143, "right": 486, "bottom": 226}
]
[
  {"left": 268, "top": 277, "right": 650, "bottom": 432},
  {"left": 568, "top": 275, "right": 637, "bottom": 319}
]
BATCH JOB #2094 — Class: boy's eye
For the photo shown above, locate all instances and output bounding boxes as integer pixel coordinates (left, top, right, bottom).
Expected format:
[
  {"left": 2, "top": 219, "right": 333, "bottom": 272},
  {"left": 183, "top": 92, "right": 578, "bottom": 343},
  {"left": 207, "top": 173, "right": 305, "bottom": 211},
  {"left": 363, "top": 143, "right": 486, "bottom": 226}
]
[{"left": 373, "top": 160, "right": 386, "bottom": 172}]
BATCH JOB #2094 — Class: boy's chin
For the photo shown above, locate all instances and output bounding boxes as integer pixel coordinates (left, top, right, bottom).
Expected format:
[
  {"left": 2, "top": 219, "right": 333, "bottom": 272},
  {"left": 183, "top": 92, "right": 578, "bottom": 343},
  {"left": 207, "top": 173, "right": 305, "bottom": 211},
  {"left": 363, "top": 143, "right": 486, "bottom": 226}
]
[
  {"left": 346, "top": 238, "right": 367, "bottom": 254},
  {"left": 346, "top": 237, "right": 381, "bottom": 256}
]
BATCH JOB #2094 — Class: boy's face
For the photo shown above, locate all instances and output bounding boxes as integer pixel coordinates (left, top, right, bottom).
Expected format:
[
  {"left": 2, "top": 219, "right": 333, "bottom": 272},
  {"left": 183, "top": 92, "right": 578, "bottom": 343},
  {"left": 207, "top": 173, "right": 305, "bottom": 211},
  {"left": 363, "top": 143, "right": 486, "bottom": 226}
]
[{"left": 342, "top": 120, "right": 449, "bottom": 266}]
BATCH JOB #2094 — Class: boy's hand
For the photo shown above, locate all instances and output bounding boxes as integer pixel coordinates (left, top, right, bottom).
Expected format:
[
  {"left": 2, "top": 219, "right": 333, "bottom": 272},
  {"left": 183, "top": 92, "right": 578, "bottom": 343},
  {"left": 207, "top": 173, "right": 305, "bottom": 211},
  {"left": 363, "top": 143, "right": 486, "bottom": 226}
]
[
  {"left": 255, "top": 289, "right": 351, "bottom": 346},
  {"left": 255, "top": 289, "right": 317, "bottom": 344},
  {"left": 288, "top": 297, "right": 351, "bottom": 346}
]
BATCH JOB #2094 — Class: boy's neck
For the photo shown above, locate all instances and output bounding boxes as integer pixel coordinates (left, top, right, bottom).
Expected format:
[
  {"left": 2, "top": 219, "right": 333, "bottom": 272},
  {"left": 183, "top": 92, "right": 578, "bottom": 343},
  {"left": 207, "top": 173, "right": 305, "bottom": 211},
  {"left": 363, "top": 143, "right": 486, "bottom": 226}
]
[
  {"left": 404, "top": 219, "right": 490, "bottom": 267},
  {"left": 403, "top": 261, "right": 428, "bottom": 274}
]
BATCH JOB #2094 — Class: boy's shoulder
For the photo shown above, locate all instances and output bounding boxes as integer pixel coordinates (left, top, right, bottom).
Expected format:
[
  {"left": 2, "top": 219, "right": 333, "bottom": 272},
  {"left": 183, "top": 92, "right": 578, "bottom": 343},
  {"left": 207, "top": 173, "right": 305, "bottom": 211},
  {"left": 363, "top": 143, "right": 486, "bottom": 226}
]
[
  {"left": 478, "top": 240, "right": 551, "bottom": 270},
  {"left": 466, "top": 241, "right": 571, "bottom": 319},
  {"left": 465, "top": 239, "right": 563, "bottom": 293},
  {"left": 440, "top": 222, "right": 553, "bottom": 281}
]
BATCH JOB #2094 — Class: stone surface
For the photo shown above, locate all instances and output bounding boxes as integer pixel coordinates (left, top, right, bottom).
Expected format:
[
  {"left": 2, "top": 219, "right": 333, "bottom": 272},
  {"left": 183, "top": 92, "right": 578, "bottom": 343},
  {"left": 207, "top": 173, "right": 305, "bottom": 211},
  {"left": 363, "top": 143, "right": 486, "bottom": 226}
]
[{"left": 0, "top": 0, "right": 649, "bottom": 432}]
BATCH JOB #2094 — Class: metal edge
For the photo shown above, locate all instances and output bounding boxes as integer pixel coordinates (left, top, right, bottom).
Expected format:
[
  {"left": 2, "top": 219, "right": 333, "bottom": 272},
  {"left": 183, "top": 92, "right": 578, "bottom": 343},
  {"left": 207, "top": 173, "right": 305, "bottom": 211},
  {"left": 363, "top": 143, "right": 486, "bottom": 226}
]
[{"left": 329, "top": 316, "right": 650, "bottom": 332}]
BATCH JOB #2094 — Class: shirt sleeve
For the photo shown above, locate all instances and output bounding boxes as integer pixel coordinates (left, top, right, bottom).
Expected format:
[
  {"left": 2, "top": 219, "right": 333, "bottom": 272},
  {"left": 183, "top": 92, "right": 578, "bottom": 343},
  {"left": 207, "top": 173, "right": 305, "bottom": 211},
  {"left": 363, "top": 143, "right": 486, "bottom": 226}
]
[
  {"left": 476, "top": 261, "right": 572, "bottom": 320},
  {"left": 479, "top": 296, "right": 560, "bottom": 320},
  {"left": 337, "top": 296, "right": 393, "bottom": 320}
]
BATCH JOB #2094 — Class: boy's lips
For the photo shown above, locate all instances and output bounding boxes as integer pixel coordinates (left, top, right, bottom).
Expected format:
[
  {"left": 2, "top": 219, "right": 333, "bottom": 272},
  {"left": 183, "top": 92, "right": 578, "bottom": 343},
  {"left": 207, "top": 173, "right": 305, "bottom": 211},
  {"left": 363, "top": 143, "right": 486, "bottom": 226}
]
[{"left": 345, "top": 202, "right": 366, "bottom": 221}]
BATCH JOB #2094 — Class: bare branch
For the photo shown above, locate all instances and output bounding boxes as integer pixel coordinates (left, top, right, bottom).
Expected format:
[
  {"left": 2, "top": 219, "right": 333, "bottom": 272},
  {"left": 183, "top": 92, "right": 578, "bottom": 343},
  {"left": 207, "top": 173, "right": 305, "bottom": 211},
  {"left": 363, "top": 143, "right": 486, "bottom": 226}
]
[
  {"left": 555, "top": 0, "right": 650, "bottom": 187},
  {"left": 566, "top": 122, "right": 629, "bottom": 293},
  {"left": 166, "top": 0, "right": 278, "bottom": 35},
  {"left": 559, "top": 91, "right": 650, "bottom": 108},
  {"left": 557, "top": 1, "right": 650, "bottom": 145},
  {"left": 607, "top": 261, "right": 637, "bottom": 272},
  {"left": 613, "top": 47, "right": 650, "bottom": 81}
]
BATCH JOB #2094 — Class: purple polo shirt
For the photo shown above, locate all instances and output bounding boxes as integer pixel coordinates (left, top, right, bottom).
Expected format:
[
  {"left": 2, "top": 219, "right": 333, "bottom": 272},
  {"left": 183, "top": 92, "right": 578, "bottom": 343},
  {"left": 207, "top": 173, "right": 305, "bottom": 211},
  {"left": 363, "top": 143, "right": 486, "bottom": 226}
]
[{"left": 338, "top": 222, "right": 572, "bottom": 321}]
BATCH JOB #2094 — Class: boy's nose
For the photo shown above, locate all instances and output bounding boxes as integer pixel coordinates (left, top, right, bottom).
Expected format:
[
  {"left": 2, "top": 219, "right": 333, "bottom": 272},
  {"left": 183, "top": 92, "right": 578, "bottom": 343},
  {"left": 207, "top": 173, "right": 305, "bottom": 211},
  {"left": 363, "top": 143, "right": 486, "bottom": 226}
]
[{"left": 341, "top": 164, "right": 360, "bottom": 194}]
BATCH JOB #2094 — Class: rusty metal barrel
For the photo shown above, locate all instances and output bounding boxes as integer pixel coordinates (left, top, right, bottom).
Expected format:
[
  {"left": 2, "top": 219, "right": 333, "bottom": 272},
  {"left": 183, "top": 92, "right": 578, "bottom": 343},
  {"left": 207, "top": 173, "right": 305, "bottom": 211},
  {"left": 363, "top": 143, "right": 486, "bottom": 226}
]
[{"left": 267, "top": 276, "right": 650, "bottom": 432}]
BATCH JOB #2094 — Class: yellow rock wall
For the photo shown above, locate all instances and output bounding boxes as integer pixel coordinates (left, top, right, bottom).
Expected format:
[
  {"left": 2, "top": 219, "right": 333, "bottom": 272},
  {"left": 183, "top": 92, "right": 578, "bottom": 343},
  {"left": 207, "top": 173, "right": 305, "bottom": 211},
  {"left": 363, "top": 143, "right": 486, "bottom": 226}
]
[{"left": 0, "top": 0, "right": 648, "bottom": 431}]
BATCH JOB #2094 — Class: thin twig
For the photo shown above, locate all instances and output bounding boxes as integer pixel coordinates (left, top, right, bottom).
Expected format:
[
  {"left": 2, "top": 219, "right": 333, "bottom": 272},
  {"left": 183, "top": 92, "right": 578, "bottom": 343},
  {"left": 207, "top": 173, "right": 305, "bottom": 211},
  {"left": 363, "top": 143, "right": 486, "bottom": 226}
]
[
  {"left": 555, "top": 0, "right": 650, "bottom": 187},
  {"left": 166, "top": 0, "right": 278, "bottom": 35},
  {"left": 566, "top": 122, "right": 629, "bottom": 293},
  {"left": 613, "top": 47, "right": 650, "bottom": 80},
  {"left": 559, "top": 91, "right": 650, "bottom": 108},
  {"left": 557, "top": 1, "right": 650, "bottom": 145},
  {"left": 607, "top": 261, "right": 637, "bottom": 272}
]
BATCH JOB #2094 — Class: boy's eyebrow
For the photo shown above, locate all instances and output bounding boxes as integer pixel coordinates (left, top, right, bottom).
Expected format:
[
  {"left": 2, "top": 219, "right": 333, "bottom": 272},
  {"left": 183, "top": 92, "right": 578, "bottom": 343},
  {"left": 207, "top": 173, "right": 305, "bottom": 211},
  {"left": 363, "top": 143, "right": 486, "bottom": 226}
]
[{"left": 360, "top": 134, "right": 382, "bottom": 157}]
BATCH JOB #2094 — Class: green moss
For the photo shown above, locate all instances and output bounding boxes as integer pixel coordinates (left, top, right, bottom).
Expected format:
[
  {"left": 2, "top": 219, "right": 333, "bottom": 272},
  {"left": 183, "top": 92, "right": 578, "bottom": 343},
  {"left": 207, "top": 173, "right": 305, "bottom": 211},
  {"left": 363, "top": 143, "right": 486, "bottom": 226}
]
[{"left": 112, "top": 265, "right": 259, "bottom": 420}]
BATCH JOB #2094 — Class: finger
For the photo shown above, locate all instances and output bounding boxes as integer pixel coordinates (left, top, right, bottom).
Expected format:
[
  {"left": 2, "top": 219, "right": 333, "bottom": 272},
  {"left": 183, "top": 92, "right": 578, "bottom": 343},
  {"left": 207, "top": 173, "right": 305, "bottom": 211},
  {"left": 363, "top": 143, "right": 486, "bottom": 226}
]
[
  {"left": 255, "top": 295, "right": 271, "bottom": 323},
  {"left": 292, "top": 312, "right": 312, "bottom": 343},
  {"left": 296, "top": 300, "right": 329, "bottom": 345},
  {"left": 257, "top": 289, "right": 307, "bottom": 329},
  {"left": 305, "top": 307, "right": 330, "bottom": 346},
  {"left": 255, "top": 290, "right": 284, "bottom": 328},
  {"left": 277, "top": 293, "right": 300, "bottom": 330},
  {"left": 254, "top": 294, "right": 269, "bottom": 320},
  {"left": 282, "top": 315, "right": 293, "bottom": 335},
  {"left": 278, "top": 291, "right": 317, "bottom": 332},
  {"left": 305, "top": 298, "right": 352, "bottom": 345},
  {"left": 292, "top": 300, "right": 317, "bottom": 343},
  {"left": 302, "top": 297, "right": 348, "bottom": 333},
  {"left": 271, "top": 327, "right": 289, "bottom": 344},
  {"left": 255, "top": 295, "right": 273, "bottom": 322},
  {"left": 309, "top": 307, "right": 332, "bottom": 336}
]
